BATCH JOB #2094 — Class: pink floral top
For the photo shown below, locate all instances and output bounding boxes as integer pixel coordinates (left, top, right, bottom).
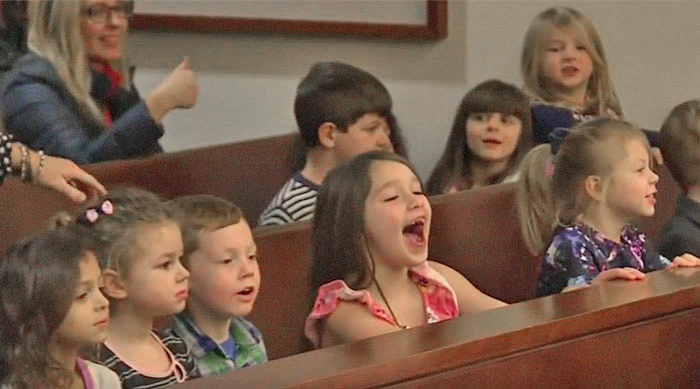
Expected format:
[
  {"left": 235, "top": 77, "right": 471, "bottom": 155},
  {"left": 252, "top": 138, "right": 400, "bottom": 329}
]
[{"left": 304, "top": 261, "right": 459, "bottom": 348}]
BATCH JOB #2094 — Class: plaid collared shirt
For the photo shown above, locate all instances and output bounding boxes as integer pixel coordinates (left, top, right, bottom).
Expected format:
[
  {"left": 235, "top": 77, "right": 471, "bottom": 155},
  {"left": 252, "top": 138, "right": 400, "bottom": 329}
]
[{"left": 171, "top": 314, "right": 268, "bottom": 377}]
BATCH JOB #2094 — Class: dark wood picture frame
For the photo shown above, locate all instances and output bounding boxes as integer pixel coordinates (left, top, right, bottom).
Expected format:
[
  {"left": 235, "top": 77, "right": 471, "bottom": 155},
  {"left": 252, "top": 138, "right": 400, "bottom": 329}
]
[{"left": 132, "top": 0, "right": 447, "bottom": 40}]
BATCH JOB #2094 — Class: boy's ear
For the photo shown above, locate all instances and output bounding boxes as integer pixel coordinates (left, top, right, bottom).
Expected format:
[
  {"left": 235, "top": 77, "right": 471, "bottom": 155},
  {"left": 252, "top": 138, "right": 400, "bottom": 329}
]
[
  {"left": 101, "top": 269, "right": 128, "bottom": 300},
  {"left": 584, "top": 175, "right": 605, "bottom": 201},
  {"left": 317, "top": 122, "right": 337, "bottom": 149}
]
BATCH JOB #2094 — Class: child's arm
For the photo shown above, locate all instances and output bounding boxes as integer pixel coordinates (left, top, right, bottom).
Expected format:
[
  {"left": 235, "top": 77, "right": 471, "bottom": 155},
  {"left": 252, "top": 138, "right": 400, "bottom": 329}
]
[
  {"left": 428, "top": 261, "right": 506, "bottom": 315},
  {"left": 670, "top": 253, "right": 700, "bottom": 267},
  {"left": 323, "top": 301, "right": 402, "bottom": 346}
]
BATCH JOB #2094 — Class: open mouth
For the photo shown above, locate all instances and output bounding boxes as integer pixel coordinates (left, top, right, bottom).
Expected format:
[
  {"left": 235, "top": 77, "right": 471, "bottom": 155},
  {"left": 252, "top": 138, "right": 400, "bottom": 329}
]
[
  {"left": 645, "top": 192, "right": 657, "bottom": 203},
  {"left": 238, "top": 287, "right": 255, "bottom": 296},
  {"left": 402, "top": 219, "right": 426, "bottom": 246},
  {"left": 561, "top": 65, "right": 579, "bottom": 76}
]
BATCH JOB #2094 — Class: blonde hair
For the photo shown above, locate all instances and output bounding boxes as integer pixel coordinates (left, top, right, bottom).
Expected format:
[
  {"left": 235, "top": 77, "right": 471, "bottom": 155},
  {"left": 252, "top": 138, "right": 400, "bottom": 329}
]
[
  {"left": 168, "top": 194, "right": 244, "bottom": 266},
  {"left": 516, "top": 144, "right": 555, "bottom": 255},
  {"left": 521, "top": 7, "right": 622, "bottom": 117},
  {"left": 552, "top": 118, "right": 649, "bottom": 226},
  {"left": 54, "top": 187, "right": 174, "bottom": 277},
  {"left": 28, "top": 0, "right": 130, "bottom": 129},
  {"left": 660, "top": 99, "right": 700, "bottom": 192}
]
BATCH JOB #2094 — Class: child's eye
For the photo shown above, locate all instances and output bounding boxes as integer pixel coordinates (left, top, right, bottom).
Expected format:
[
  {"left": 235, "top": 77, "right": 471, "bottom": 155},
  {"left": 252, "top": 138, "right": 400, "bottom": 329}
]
[
  {"left": 248, "top": 253, "right": 258, "bottom": 262},
  {"left": 222, "top": 258, "right": 234, "bottom": 264},
  {"left": 471, "top": 114, "right": 486, "bottom": 121},
  {"left": 576, "top": 45, "right": 587, "bottom": 51},
  {"left": 383, "top": 195, "right": 398, "bottom": 202},
  {"left": 76, "top": 292, "right": 88, "bottom": 301},
  {"left": 159, "top": 260, "right": 173, "bottom": 270}
]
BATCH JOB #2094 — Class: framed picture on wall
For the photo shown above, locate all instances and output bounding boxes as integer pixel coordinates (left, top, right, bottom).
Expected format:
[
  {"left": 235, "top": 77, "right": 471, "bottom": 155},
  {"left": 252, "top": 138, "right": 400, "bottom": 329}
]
[{"left": 132, "top": 0, "right": 447, "bottom": 40}]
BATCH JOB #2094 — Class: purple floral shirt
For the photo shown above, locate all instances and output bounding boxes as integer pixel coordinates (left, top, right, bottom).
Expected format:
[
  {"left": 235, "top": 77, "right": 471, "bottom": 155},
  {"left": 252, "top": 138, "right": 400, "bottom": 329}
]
[{"left": 537, "top": 223, "right": 671, "bottom": 296}]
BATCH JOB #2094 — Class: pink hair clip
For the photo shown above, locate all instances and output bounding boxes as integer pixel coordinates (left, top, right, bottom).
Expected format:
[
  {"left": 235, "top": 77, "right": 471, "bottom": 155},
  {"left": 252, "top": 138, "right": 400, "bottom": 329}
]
[{"left": 79, "top": 200, "right": 114, "bottom": 225}]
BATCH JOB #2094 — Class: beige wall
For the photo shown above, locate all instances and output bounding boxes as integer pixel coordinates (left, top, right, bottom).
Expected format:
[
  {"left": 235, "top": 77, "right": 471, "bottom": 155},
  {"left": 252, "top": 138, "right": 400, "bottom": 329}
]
[{"left": 128, "top": 0, "right": 700, "bottom": 179}]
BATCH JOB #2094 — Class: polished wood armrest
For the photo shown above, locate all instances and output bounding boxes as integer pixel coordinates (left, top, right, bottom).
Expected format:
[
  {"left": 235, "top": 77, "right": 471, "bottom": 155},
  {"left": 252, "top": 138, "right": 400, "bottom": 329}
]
[{"left": 178, "top": 267, "right": 700, "bottom": 388}]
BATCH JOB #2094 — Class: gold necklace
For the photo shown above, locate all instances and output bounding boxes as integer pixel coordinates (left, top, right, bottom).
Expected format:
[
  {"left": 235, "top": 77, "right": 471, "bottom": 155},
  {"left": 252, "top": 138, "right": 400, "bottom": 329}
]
[{"left": 374, "top": 277, "right": 409, "bottom": 330}]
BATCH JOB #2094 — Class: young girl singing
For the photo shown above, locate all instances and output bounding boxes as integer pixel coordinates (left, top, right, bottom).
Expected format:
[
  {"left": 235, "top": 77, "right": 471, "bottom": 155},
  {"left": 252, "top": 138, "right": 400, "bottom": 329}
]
[
  {"left": 521, "top": 7, "right": 626, "bottom": 144},
  {"left": 427, "top": 80, "right": 533, "bottom": 195},
  {"left": 537, "top": 119, "right": 700, "bottom": 296},
  {"left": 0, "top": 227, "right": 120, "bottom": 388},
  {"left": 65, "top": 188, "right": 199, "bottom": 388},
  {"left": 305, "top": 151, "right": 505, "bottom": 348}
]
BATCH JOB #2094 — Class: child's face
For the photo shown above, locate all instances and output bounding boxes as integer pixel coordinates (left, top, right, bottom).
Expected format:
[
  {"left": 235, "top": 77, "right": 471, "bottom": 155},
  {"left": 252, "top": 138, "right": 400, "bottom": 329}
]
[
  {"left": 53, "top": 252, "right": 110, "bottom": 348},
  {"left": 124, "top": 221, "right": 189, "bottom": 316},
  {"left": 602, "top": 139, "right": 659, "bottom": 220},
  {"left": 333, "top": 113, "right": 393, "bottom": 163},
  {"left": 187, "top": 220, "right": 260, "bottom": 319},
  {"left": 466, "top": 113, "right": 522, "bottom": 164},
  {"left": 541, "top": 27, "right": 593, "bottom": 98},
  {"left": 363, "top": 160, "right": 431, "bottom": 268}
]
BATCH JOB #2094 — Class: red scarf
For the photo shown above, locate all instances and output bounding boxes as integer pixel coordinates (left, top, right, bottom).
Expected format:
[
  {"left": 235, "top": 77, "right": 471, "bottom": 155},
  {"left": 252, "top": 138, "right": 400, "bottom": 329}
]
[{"left": 91, "top": 62, "right": 123, "bottom": 127}]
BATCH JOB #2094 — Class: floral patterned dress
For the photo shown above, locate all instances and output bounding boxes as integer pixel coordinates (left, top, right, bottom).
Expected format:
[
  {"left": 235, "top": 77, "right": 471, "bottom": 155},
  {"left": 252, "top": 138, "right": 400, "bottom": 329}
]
[
  {"left": 304, "top": 261, "right": 459, "bottom": 348},
  {"left": 537, "top": 223, "right": 671, "bottom": 296}
]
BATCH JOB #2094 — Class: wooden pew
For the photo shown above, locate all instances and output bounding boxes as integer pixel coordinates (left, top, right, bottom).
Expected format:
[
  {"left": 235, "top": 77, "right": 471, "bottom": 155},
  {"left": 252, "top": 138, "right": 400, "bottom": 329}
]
[
  {"left": 246, "top": 167, "right": 680, "bottom": 360},
  {"left": 0, "top": 133, "right": 297, "bottom": 253},
  {"left": 0, "top": 147, "right": 682, "bottom": 362},
  {"left": 178, "top": 267, "right": 700, "bottom": 387},
  {"left": 428, "top": 165, "right": 681, "bottom": 304}
]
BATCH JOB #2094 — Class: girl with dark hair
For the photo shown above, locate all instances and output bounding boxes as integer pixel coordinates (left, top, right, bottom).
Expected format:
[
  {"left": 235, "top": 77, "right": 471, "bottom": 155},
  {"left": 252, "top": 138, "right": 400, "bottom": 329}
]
[
  {"left": 0, "top": 227, "right": 119, "bottom": 388},
  {"left": 304, "top": 150, "right": 504, "bottom": 348},
  {"left": 427, "top": 80, "right": 533, "bottom": 195}
]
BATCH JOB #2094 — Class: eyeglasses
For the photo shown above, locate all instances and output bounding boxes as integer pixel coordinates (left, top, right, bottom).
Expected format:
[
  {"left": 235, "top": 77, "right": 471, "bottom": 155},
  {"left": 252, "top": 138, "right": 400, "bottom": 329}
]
[{"left": 82, "top": 1, "right": 134, "bottom": 24}]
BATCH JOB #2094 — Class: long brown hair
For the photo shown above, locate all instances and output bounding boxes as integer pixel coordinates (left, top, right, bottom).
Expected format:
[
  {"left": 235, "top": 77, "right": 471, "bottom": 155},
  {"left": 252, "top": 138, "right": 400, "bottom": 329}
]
[
  {"left": 0, "top": 227, "right": 95, "bottom": 388},
  {"left": 310, "top": 150, "right": 423, "bottom": 296},
  {"left": 427, "top": 79, "right": 533, "bottom": 195},
  {"left": 521, "top": 7, "right": 622, "bottom": 117}
]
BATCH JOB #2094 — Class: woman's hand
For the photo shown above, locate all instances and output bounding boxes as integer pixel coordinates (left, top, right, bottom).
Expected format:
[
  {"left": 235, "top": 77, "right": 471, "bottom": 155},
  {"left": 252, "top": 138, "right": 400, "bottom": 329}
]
[
  {"left": 33, "top": 153, "right": 107, "bottom": 203},
  {"left": 146, "top": 57, "right": 199, "bottom": 123}
]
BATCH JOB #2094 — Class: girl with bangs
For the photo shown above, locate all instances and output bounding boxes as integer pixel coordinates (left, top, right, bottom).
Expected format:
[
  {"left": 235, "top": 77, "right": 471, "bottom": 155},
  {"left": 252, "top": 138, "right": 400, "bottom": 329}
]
[
  {"left": 305, "top": 151, "right": 505, "bottom": 348},
  {"left": 427, "top": 79, "right": 533, "bottom": 195},
  {"left": 521, "top": 7, "right": 624, "bottom": 144},
  {"left": 0, "top": 227, "right": 120, "bottom": 388}
]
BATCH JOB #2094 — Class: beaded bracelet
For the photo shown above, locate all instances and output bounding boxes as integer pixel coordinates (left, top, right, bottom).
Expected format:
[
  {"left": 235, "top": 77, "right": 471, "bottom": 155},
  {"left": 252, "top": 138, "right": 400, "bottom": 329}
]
[
  {"left": 0, "top": 133, "right": 14, "bottom": 183},
  {"left": 34, "top": 150, "right": 46, "bottom": 182},
  {"left": 19, "top": 145, "right": 33, "bottom": 183}
]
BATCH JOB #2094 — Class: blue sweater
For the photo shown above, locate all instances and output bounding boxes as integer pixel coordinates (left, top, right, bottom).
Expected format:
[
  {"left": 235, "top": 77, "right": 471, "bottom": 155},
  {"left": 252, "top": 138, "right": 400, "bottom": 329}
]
[{"left": 1, "top": 53, "right": 163, "bottom": 164}]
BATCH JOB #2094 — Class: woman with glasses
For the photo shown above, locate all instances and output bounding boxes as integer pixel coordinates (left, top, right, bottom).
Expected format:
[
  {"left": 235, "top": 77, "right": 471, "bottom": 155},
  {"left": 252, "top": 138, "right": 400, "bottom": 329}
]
[{"left": 1, "top": 0, "right": 199, "bottom": 164}]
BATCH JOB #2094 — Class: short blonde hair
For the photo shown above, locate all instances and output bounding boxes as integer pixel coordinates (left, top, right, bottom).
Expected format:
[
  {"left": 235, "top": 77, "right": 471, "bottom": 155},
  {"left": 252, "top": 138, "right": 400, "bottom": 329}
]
[
  {"left": 660, "top": 99, "right": 700, "bottom": 192},
  {"left": 168, "top": 195, "right": 244, "bottom": 266},
  {"left": 521, "top": 7, "right": 622, "bottom": 117}
]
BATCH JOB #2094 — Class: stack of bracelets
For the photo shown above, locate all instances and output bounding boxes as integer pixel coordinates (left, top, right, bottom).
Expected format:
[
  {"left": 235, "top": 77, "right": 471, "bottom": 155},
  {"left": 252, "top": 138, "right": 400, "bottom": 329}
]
[{"left": 0, "top": 132, "right": 46, "bottom": 186}]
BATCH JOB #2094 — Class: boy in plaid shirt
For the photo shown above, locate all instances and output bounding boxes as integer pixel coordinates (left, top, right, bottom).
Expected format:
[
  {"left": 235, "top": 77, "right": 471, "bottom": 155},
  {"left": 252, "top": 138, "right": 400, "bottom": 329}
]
[{"left": 169, "top": 195, "right": 267, "bottom": 376}]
